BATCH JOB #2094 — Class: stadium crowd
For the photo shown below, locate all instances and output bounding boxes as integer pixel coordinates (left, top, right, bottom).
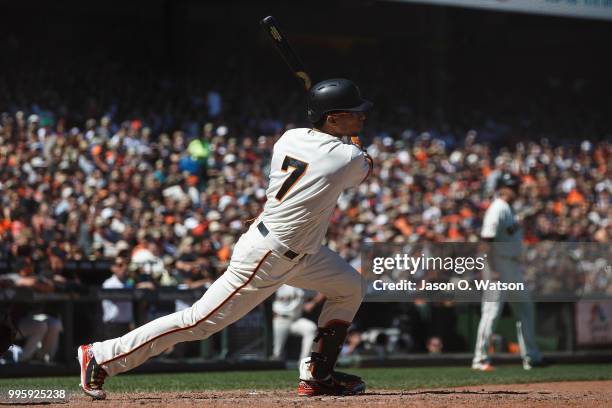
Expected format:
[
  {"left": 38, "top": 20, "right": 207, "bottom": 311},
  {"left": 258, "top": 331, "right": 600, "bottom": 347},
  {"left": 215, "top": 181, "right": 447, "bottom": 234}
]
[{"left": 0, "top": 107, "right": 609, "bottom": 294}]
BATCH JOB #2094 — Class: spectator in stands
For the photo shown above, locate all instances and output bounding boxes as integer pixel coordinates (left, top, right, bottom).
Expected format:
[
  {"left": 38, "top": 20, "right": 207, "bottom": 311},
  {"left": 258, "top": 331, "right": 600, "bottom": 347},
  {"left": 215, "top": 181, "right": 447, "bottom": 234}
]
[
  {"left": 183, "top": 123, "right": 212, "bottom": 180},
  {"left": 174, "top": 238, "right": 215, "bottom": 289},
  {"left": 101, "top": 256, "right": 136, "bottom": 339},
  {"left": 340, "top": 327, "right": 364, "bottom": 357},
  {"left": 426, "top": 336, "right": 443, "bottom": 354},
  {"left": 131, "top": 236, "right": 171, "bottom": 286},
  {"left": 0, "top": 103, "right": 609, "bottom": 301}
]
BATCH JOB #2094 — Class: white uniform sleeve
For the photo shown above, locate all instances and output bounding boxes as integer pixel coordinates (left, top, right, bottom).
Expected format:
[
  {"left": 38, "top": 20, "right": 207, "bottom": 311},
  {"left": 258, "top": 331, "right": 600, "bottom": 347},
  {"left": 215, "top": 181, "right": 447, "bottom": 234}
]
[
  {"left": 343, "top": 144, "right": 372, "bottom": 189},
  {"left": 481, "top": 205, "right": 499, "bottom": 239}
]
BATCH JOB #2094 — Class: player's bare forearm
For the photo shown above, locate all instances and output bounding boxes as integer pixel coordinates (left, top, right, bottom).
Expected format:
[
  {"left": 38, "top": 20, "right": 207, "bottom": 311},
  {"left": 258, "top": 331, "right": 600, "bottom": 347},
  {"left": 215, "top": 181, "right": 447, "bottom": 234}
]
[{"left": 350, "top": 136, "right": 374, "bottom": 180}]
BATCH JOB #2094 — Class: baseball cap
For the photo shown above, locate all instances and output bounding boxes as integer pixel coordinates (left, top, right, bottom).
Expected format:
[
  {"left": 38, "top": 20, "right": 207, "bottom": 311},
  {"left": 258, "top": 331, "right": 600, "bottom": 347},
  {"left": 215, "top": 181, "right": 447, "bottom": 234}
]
[{"left": 496, "top": 173, "right": 521, "bottom": 190}]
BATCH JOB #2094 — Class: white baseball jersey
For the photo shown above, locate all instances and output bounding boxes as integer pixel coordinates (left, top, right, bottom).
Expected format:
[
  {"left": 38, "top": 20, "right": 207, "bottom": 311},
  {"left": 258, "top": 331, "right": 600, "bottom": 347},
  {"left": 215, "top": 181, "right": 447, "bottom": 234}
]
[
  {"left": 481, "top": 197, "right": 523, "bottom": 259},
  {"left": 89, "top": 127, "right": 368, "bottom": 380},
  {"left": 273, "top": 285, "right": 305, "bottom": 321},
  {"left": 272, "top": 285, "right": 317, "bottom": 361},
  {"left": 262, "top": 128, "right": 371, "bottom": 254}
]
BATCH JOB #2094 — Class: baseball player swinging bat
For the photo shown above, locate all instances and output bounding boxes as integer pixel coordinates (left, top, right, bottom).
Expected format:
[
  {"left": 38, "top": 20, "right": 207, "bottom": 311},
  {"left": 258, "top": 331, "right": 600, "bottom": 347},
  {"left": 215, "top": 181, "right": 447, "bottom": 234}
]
[
  {"left": 76, "top": 17, "right": 374, "bottom": 401},
  {"left": 260, "top": 16, "right": 364, "bottom": 148}
]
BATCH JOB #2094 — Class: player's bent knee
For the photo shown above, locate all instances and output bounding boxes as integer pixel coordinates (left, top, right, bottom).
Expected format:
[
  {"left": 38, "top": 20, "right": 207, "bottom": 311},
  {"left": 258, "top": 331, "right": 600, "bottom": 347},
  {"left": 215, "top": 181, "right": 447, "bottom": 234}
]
[
  {"left": 303, "top": 319, "right": 317, "bottom": 334},
  {"left": 339, "top": 271, "right": 366, "bottom": 302}
]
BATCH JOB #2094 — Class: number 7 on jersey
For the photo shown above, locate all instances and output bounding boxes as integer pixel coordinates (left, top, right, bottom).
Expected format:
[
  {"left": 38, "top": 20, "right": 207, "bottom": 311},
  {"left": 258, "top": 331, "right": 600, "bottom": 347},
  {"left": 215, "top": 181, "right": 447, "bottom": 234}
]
[{"left": 275, "top": 156, "right": 308, "bottom": 201}]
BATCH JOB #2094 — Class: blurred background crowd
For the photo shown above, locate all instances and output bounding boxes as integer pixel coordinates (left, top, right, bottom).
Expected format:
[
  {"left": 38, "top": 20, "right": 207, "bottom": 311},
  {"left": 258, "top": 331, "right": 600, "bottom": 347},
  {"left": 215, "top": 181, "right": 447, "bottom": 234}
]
[{"left": 1, "top": 108, "right": 609, "bottom": 291}]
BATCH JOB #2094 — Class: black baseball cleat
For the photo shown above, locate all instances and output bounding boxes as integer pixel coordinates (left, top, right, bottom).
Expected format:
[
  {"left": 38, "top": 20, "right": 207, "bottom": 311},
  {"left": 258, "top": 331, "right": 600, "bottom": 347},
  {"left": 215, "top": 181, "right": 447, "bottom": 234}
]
[
  {"left": 298, "top": 371, "right": 366, "bottom": 397},
  {"left": 77, "top": 344, "right": 107, "bottom": 400}
]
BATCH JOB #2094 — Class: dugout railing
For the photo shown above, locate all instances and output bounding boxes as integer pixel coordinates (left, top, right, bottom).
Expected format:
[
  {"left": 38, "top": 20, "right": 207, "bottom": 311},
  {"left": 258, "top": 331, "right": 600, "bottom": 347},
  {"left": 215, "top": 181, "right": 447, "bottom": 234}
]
[
  {"left": 2, "top": 287, "right": 611, "bottom": 377},
  {"left": 0, "top": 287, "right": 275, "bottom": 375}
]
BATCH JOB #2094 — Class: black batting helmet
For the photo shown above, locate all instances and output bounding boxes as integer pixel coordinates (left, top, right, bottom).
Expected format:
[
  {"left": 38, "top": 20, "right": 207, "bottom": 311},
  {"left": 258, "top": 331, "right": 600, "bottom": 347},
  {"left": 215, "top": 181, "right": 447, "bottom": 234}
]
[
  {"left": 307, "top": 78, "right": 373, "bottom": 123},
  {"left": 496, "top": 173, "right": 521, "bottom": 190}
]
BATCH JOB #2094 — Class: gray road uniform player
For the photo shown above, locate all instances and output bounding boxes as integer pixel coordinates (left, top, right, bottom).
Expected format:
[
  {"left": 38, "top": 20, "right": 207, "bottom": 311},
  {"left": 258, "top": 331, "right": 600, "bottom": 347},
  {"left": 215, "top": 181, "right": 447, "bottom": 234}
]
[
  {"left": 78, "top": 78, "right": 373, "bottom": 399},
  {"left": 472, "top": 173, "right": 543, "bottom": 371}
]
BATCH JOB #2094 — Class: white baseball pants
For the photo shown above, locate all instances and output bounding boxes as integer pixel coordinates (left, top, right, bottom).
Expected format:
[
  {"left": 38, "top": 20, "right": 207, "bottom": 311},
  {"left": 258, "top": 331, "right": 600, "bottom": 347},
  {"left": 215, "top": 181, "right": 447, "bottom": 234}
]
[
  {"left": 92, "top": 221, "right": 364, "bottom": 376},
  {"left": 273, "top": 316, "right": 317, "bottom": 361},
  {"left": 18, "top": 314, "right": 63, "bottom": 362},
  {"left": 473, "top": 257, "right": 542, "bottom": 365}
]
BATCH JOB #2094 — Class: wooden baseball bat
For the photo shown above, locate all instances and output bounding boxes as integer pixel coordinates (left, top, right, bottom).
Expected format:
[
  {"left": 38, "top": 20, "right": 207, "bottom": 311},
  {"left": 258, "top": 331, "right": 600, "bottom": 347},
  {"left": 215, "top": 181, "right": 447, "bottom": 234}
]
[
  {"left": 260, "top": 16, "right": 312, "bottom": 91},
  {"left": 259, "top": 16, "right": 365, "bottom": 149}
]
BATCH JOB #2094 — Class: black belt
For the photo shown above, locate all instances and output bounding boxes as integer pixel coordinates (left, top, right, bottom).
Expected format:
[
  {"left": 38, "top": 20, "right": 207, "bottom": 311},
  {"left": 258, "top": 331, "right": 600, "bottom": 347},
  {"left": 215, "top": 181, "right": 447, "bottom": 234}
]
[{"left": 257, "top": 222, "right": 301, "bottom": 260}]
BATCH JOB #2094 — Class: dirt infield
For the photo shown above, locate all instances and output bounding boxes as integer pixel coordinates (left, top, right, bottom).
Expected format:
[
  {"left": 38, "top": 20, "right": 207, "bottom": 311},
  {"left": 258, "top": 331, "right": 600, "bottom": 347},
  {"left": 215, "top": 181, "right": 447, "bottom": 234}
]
[{"left": 11, "top": 381, "right": 612, "bottom": 407}]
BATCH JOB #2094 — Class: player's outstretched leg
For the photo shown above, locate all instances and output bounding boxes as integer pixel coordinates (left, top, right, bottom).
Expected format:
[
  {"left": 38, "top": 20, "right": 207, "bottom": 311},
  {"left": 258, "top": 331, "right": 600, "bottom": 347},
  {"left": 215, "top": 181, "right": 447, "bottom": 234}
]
[{"left": 77, "top": 226, "right": 298, "bottom": 399}]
